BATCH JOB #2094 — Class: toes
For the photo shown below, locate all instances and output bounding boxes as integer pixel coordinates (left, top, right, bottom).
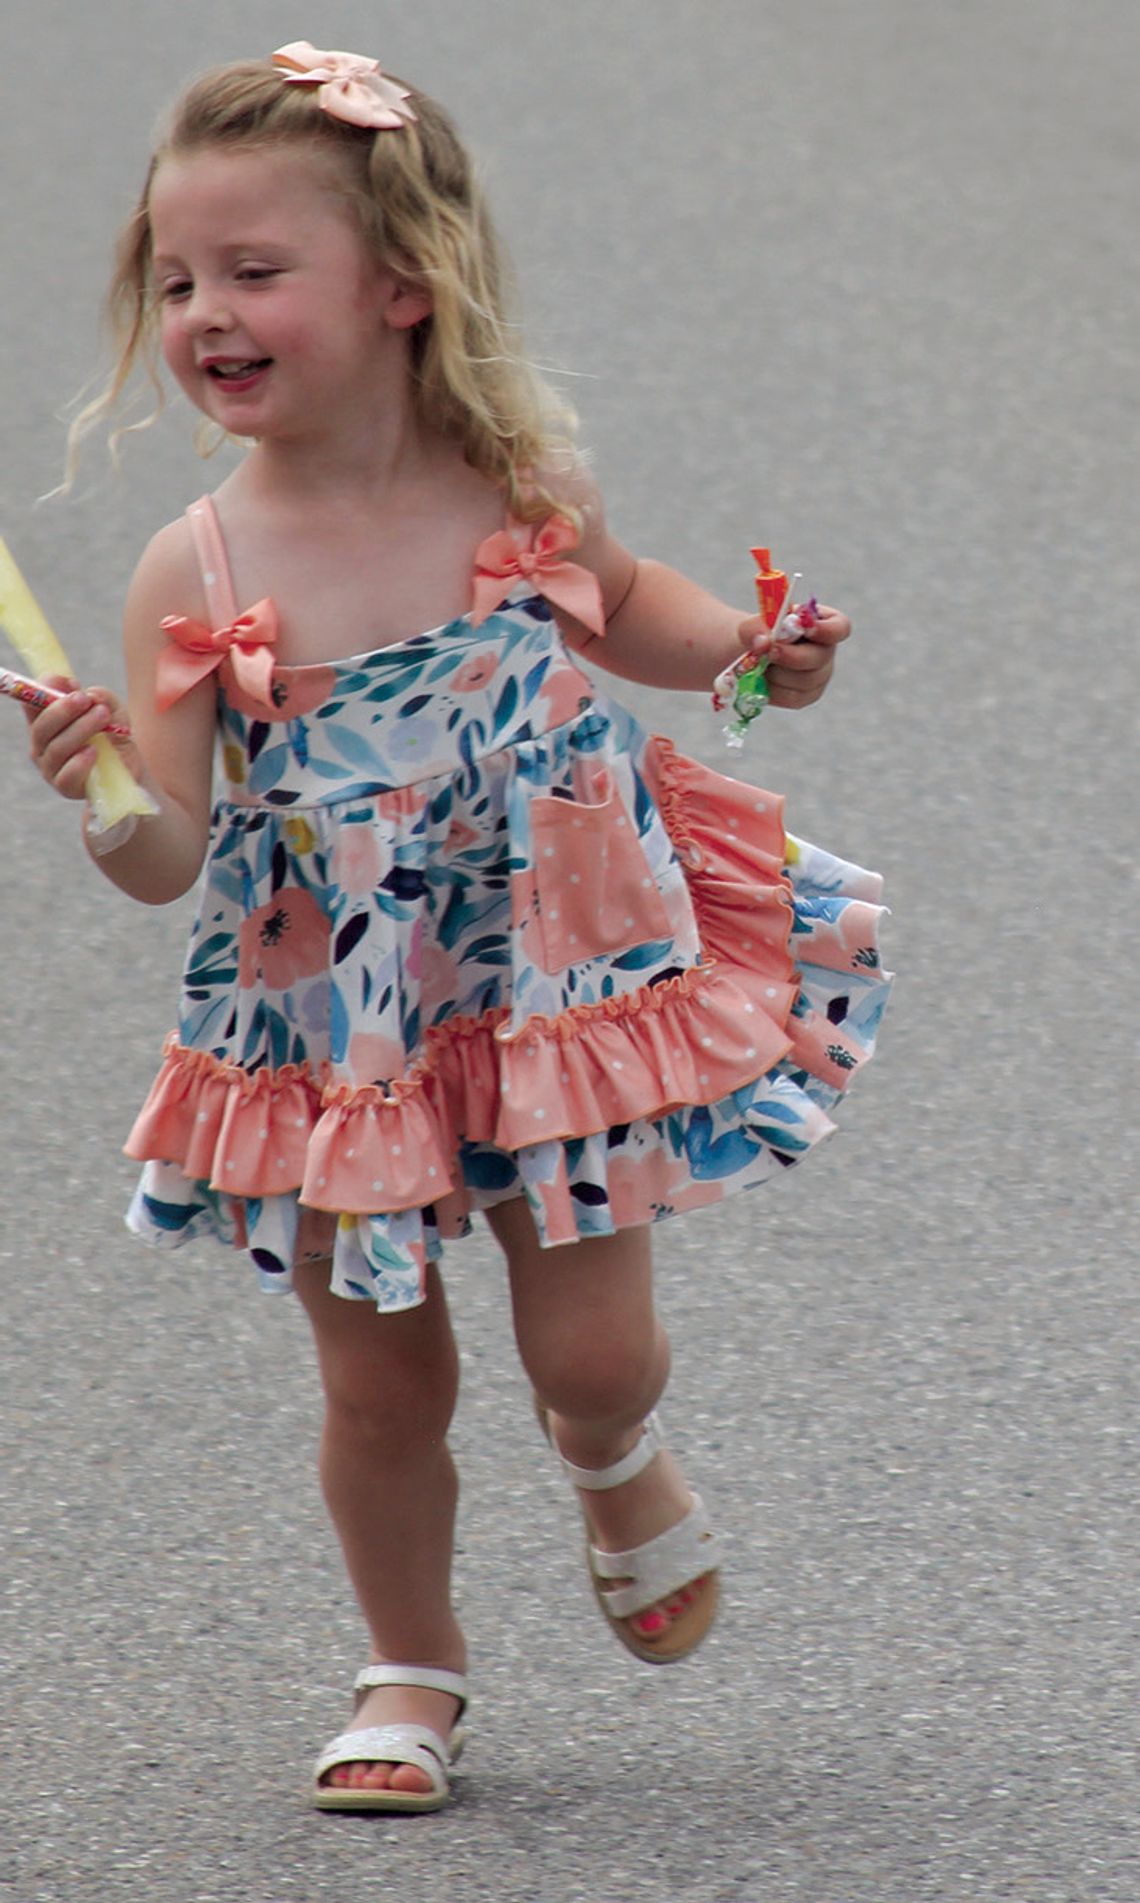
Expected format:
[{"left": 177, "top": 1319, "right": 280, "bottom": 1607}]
[
  {"left": 358, "top": 1763, "right": 395, "bottom": 1790},
  {"left": 628, "top": 1572, "right": 712, "bottom": 1640},
  {"left": 388, "top": 1762, "right": 435, "bottom": 1796},
  {"left": 320, "top": 1760, "right": 433, "bottom": 1795}
]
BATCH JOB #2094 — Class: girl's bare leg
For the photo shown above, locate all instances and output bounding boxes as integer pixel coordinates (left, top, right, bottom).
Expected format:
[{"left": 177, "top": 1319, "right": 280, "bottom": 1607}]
[
  {"left": 486, "top": 1199, "right": 715, "bottom": 1650},
  {"left": 294, "top": 1259, "right": 466, "bottom": 1795}
]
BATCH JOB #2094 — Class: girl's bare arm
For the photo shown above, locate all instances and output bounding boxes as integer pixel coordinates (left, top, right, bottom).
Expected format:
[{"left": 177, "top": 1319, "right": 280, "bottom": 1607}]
[
  {"left": 552, "top": 465, "right": 851, "bottom": 705},
  {"left": 28, "top": 520, "right": 217, "bottom": 904}
]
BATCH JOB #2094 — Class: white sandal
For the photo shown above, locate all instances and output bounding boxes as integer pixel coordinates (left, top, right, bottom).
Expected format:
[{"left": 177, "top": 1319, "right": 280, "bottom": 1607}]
[
  {"left": 312, "top": 1664, "right": 467, "bottom": 1813},
  {"left": 541, "top": 1409, "right": 722, "bottom": 1664}
]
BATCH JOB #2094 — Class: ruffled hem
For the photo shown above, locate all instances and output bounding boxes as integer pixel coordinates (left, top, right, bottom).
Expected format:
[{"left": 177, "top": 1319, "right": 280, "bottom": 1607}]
[
  {"left": 127, "top": 1062, "right": 841, "bottom": 1311},
  {"left": 126, "top": 738, "right": 890, "bottom": 1308},
  {"left": 125, "top": 948, "right": 800, "bottom": 1216}
]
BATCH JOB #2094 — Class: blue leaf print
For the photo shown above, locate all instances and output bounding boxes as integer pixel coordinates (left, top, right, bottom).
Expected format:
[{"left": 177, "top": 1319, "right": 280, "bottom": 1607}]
[
  {"left": 207, "top": 865, "right": 246, "bottom": 907},
  {"left": 373, "top": 889, "right": 416, "bottom": 921},
  {"left": 746, "top": 1122, "right": 812, "bottom": 1155},
  {"left": 247, "top": 720, "right": 271, "bottom": 763},
  {"left": 267, "top": 1008, "right": 291, "bottom": 1069},
  {"left": 610, "top": 938, "right": 672, "bottom": 971},
  {"left": 363, "top": 674, "right": 416, "bottom": 704},
  {"left": 335, "top": 913, "right": 370, "bottom": 964},
  {"left": 288, "top": 719, "right": 310, "bottom": 767},
  {"left": 684, "top": 1118, "right": 762, "bottom": 1180},
  {"left": 522, "top": 655, "right": 551, "bottom": 701},
  {"left": 322, "top": 721, "right": 394, "bottom": 774},
  {"left": 329, "top": 980, "right": 350, "bottom": 1062},
  {"left": 633, "top": 773, "right": 654, "bottom": 831},
  {"left": 241, "top": 1002, "right": 267, "bottom": 1065},
  {"left": 741, "top": 1095, "right": 800, "bottom": 1125},
  {"left": 187, "top": 931, "right": 235, "bottom": 976},
  {"left": 399, "top": 694, "right": 432, "bottom": 718},
  {"left": 247, "top": 744, "right": 291, "bottom": 797},
  {"left": 307, "top": 759, "right": 368, "bottom": 786},
  {"left": 457, "top": 721, "right": 482, "bottom": 800},
  {"left": 140, "top": 1194, "right": 207, "bottom": 1233},
  {"left": 459, "top": 1146, "right": 518, "bottom": 1192},
  {"left": 492, "top": 673, "right": 519, "bottom": 736}
]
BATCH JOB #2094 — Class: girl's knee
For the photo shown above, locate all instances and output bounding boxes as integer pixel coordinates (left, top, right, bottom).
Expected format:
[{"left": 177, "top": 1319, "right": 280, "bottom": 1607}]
[
  {"left": 298, "top": 1268, "right": 459, "bottom": 1444},
  {"left": 526, "top": 1318, "right": 670, "bottom": 1426},
  {"left": 321, "top": 1346, "right": 457, "bottom": 1447}
]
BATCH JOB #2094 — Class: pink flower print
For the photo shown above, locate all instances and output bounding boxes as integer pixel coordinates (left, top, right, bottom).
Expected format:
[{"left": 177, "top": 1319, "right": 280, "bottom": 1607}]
[
  {"left": 238, "top": 887, "right": 331, "bottom": 991},
  {"left": 270, "top": 666, "right": 339, "bottom": 719},
  {"left": 419, "top": 933, "right": 461, "bottom": 1023},
  {"left": 445, "top": 815, "right": 480, "bottom": 853},
  {"left": 333, "top": 822, "right": 383, "bottom": 896},
  {"left": 450, "top": 650, "right": 498, "bottom": 693},
  {"left": 539, "top": 661, "right": 594, "bottom": 728},
  {"left": 226, "top": 664, "right": 338, "bottom": 722},
  {"left": 347, "top": 1030, "right": 409, "bottom": 1086}
]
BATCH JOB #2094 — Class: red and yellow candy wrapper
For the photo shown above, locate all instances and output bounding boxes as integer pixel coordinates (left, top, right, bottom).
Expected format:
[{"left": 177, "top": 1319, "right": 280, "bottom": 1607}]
[
  {"left": 711, "top": 546, "right": 818, "bottom": 747},
  {"left": 752, "top": 546, "right": 791, "bottom": 632},
  {"left": 0, "top": 536, "right": 155, "bottom": 832}
]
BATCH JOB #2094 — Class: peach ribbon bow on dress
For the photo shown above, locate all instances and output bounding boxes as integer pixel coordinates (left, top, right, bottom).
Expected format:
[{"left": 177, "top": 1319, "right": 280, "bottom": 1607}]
[
  {"left": 156, "top": 602, "right": 279, "bottom": 712},
  {"left": 471, "top": 517, "right": 606, "bottom": 636}
]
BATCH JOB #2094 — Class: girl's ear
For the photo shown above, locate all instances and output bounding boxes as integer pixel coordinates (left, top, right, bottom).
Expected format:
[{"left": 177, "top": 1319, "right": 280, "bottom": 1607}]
[{"left": 383, "top": 278, "right": 433, "bottom": 330}]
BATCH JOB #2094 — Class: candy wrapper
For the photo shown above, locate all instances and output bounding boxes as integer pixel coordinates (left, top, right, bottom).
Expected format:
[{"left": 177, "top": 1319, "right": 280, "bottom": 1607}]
[
  {"left": 0, "top": 536, "right": 155, "bottom": 832},
  {"left": 711, "top": 546, "right": 820, "bottom": 747}
]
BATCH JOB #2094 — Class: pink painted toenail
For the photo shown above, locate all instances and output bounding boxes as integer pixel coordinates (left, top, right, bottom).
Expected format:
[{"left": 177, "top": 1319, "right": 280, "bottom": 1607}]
[{"left": 632, "top": 1609, "right": 670, "bottom": 1636}]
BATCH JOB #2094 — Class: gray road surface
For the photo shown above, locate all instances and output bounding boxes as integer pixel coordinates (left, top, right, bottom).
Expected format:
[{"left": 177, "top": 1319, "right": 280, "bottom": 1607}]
[{"left": 2, "top": 3, "right": 1137, "bottom": 1900}]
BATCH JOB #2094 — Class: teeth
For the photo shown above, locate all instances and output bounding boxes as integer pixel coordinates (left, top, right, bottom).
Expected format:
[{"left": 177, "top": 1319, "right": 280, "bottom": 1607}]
[{"left": 211, "top": 361, "right": 263, "bottom": 378}]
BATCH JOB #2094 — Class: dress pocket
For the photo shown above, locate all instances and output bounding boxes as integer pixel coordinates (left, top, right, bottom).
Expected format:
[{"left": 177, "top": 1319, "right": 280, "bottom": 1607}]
[{"left": 524, "top": 768, "right": 672, "bottom": 973}]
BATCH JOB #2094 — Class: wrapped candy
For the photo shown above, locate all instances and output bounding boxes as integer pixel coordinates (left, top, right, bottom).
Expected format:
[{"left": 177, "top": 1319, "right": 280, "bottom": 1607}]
[
  {"left": 711, "top": 546, "right": 819, "bottom": 747},
  {"left": 0, "top": 536, "right": 155, "bottom": 831},
  {"left": 1, "top": 667, "right": 132, "bottom": 736}
]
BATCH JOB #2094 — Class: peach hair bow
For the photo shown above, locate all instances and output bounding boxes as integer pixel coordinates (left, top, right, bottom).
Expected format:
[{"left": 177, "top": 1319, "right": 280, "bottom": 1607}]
[
  {"left": 156, "top": 602, "right": 279, "bottom": 712},
  {"left": 471, "top": 517, "right": 605, "bottom": 635},
  {"left": 272, "top": 42, "right": 417, "bottom": 130}
]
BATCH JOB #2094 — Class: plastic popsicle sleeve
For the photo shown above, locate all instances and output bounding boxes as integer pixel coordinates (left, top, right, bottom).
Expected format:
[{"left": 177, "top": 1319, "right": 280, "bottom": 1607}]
[{"left": 0, "top": 536, "right": 156, "bottom": 831}]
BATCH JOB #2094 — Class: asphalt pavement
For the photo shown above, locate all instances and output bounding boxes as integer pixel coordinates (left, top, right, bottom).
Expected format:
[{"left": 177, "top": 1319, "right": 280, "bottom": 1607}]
[{"left": 2, "top": 3, "right": 1137, "bottom": 1900}]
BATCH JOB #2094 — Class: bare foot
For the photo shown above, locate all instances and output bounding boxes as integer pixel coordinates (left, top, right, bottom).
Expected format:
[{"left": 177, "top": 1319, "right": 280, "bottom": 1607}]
[{"left": 319, "top": 1680, "right": 463, "bottom": 1796}]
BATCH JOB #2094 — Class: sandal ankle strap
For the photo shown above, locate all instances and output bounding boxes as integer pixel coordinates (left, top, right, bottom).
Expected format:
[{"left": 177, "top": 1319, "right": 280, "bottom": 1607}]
[
  {"left": 553, "top": 1412, "right": 665, "bottom": 1491},
  {"left": 354, "top": 1664, "right": 467, "bottom": 1711}
]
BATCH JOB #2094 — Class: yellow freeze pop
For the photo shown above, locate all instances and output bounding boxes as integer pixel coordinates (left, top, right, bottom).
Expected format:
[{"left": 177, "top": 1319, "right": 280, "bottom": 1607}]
[{"left": 0, "top": 536, "right": 155, "bottom": 830}]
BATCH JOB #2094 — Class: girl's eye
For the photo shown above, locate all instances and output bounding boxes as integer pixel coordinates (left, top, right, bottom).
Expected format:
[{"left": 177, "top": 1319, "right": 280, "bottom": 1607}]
[
  {"left": 236, "top": 266, "right": 279, "bottom": 283},
  {"left": 160, "top": 280, "right": 192, "bottom": 302}
]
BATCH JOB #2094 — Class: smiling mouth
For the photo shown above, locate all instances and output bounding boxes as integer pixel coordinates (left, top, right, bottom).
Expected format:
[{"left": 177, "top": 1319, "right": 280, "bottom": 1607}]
[{"left": 206, "top": 359, "right": 272, "bottom": 382}]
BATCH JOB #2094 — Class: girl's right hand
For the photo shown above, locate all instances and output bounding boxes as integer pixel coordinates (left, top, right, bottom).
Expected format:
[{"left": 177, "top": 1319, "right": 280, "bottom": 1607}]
[{"left": 26, "top": 675, "right": 139, "bottom": 801}]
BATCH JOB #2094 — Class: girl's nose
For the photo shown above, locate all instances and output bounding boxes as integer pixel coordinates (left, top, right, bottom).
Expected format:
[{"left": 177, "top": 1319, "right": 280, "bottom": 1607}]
[{"left": 185, "top": 290, "right": 235, "bottom": 334}]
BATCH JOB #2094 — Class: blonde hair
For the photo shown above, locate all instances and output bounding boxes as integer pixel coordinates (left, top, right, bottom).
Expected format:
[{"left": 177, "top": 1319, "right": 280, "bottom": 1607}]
[{"left": 69, "top": 57, "right": 577, "bottom": 518}]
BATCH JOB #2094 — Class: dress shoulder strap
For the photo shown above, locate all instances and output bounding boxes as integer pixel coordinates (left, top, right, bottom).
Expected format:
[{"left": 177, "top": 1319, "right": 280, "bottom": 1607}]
[{"left": 185, "top": 496, "right": 240, "bottom": 629}]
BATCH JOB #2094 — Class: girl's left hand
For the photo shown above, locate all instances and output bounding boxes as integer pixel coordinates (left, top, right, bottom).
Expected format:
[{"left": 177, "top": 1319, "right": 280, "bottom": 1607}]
[{"left": 736, "top": 606, "right": 852, "bottom": 710}]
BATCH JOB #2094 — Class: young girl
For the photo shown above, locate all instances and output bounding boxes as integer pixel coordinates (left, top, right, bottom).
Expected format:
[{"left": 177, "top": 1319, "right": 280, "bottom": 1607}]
[{"left": 27, "top": 43, "right": 889, "bottom": 1813}]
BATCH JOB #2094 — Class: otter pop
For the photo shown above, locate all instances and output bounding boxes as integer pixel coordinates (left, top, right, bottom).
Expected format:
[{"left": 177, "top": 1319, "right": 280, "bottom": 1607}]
[{"left": 0, "top": 536, "right": 154, "bottom": 829}]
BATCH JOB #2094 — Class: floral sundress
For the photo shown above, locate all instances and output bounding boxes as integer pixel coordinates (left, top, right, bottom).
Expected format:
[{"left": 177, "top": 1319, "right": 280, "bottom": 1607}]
[{"left": 126, "top": 498, "right": 891, "bottom": 1311}]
